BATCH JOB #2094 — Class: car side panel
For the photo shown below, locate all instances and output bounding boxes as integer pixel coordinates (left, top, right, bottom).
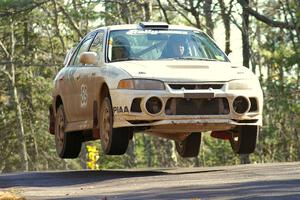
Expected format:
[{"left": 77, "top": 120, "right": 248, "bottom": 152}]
[
  {"left": 63, "top": 65, "right": 131, "bottom": 132},
  {"left": 53, "top": 67, "right": 75, "bottom": 122}
]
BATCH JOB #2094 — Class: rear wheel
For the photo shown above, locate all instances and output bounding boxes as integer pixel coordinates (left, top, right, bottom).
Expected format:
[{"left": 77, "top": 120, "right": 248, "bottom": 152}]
[
  {"left": 55, "top": 105, "right": 82, "bottom": 158},
  {"left": 229, "top": 125, "right": 258, "bottom": 154},
  {"left": 99, "top": 96, "right": 131, "bottom": 155},
  {"left": 175, "top": 132, "right": 201, "bottom": 157}
]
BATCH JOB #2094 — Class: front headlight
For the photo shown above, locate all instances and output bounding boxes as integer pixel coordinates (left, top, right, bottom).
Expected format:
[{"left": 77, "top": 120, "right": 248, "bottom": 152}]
[
  {"left": 228, "top": 79, "right": 260, "bottom": 90},
  {"left": 118, "top": 79, "right": 165, "bottom": 90}
]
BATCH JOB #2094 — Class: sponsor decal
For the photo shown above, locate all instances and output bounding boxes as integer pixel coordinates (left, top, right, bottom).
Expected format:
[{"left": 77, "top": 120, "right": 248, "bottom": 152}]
[
  {"left": 126, "top": 30, "right": 188, "bottom": 35},
  {"left": 80, "top": 84, "right": 88, "bottom": 107},
  {"left": 113, "top": 106, "right": 129, "bottom": 113}
]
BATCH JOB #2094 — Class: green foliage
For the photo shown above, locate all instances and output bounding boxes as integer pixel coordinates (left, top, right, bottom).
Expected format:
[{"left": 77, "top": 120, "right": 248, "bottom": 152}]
[
  {"left": 201, "top": 134, "right": 239, "bottom": 166},
  {"left": 0, "top": 0, "right": 35, "bottom": 11}
]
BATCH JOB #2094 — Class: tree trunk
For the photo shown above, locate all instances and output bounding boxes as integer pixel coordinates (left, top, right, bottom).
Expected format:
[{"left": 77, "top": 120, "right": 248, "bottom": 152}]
[
  {"left": 194, "top": 157, "right": 200, "bottom": 167},
  {"left": 204, "top": 0, "right": 214, "bottom": 38},
  {"left": 28, "top": 117, "right": 39, "bottom": 171},
  {"left": 241, "top": 0, "right": 251, "bottom": 163},
  {"left": 171, "top": 141, "right": 178, "bottom": 166},
  {"left": 192, "top": 9, "right": 201, "bottom": 29},
  {"left": 218, "top": 0, "right": 232, "bottom": 55},
  {"left": 10, "top": 18, "right": 29, "bottom": 171},
  {"left": 125, "top": 138, "right": 136, "bottom": 168},
  {"left": 143, "top": 0, "right": 152, "bottom": 22},
  {"left": 81, "top": 143, "right": 87, "bottom": 169},
  {"left": 26, "top": 68, "right": 39, "bottom": 171},
  {"left": 12, "top": 67, "right": 28, "bottom": 171},
  {"left": 119, "top": 2, "right": 133, "bottom": 24},
  {"left": 242, "top": 0, "right": 250, "bottom": 68},
  {"left": 163, "top": 140, "right": 175, "bottom": 167},
  {"left": 143, "top": 134, "right": 152, "bottom": 167}
]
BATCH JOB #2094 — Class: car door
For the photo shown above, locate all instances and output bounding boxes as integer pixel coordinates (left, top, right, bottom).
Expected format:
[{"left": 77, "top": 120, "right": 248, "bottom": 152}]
[
  {"left": 80, "top": 30, "right": 106, "bottom": 122},
  {"left": 66, "top": 32, "right": 97, "bottom": 122}
]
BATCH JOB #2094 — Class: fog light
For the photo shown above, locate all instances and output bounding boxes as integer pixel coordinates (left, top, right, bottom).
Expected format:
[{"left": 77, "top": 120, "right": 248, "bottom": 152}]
[
  {"left": 145, "top": 97, "right": 163, "bottom": 115},
  {"left": 233, "top": 96, "right": 249, "bottom": 114}
]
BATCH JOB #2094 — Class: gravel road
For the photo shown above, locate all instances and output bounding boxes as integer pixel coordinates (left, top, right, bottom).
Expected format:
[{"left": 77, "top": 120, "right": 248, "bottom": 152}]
[{"left": 1, "top": 162, "right": 300, "bottom": 200}]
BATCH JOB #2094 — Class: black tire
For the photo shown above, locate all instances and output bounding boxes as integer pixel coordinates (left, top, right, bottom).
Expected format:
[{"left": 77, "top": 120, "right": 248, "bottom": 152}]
[
  {"left": 55, "top": 105, "right": 82, "bottom": 158},
  {"left": 229, "top": 125, "right": 258, "bottom": 154},
  {"left": 99, "top": 96, "right": 131, "bottom": 155},
  {"left": 175, "top": 132, "right": 201, "bottom": 158}
]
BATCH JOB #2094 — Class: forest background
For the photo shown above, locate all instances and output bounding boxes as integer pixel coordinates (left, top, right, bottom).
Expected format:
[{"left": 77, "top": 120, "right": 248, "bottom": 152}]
[{"left": 0, "top": 0, "right": 299, "bottom": 172}]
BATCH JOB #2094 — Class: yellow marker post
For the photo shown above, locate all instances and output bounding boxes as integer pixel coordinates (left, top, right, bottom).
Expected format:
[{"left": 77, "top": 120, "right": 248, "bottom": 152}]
[{"left": 86, "top": 145, "right": 100, "bottom": 170}]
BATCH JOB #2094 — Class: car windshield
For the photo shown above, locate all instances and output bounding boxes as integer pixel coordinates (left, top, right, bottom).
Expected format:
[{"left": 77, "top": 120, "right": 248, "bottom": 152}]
[{"left": 107, "top": 29, "right": 229, "bottom": 62}]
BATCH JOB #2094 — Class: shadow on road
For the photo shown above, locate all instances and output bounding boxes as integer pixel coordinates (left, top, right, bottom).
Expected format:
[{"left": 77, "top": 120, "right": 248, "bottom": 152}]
[
  {"left": 1, "top": 166, "right": 300, "bottom": 199},
  {"left": 75, "top": 179, "right": 299, "bottom": 200},
  {"left": 142, "top": 179, "right": 300, "bottom": 200},
  {"left": 0, "top": 168, "right": 223, "bottom": 188},
  {"left": 27, "top": 178, "right": 300, "bottom": 200}
]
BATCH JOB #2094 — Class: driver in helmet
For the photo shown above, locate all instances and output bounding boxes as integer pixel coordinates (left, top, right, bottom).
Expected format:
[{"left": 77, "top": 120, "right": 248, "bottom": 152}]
[{"left": 161, "top": 35, "right": 187, "bottom": 58}]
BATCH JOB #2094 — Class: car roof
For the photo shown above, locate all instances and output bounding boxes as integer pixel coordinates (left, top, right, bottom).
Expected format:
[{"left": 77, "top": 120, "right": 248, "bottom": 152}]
[{"left": 93, "top": 23, "right": 201, "bottom": 32}]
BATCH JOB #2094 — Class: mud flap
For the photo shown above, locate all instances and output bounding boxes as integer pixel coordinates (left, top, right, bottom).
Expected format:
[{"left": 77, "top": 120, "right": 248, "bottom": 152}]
[
  {"left": 92, "top": 101, "right": 100, "bottom": 139},
  {"left": 211, "top": 131, "right": 231, "bottom": 140},
  {"left": 49, "top": 105, "right": 55, "bottom": 134}
]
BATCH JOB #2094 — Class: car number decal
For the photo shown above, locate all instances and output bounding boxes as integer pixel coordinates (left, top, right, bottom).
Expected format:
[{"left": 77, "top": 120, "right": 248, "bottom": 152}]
[{"left": 81, "top": 84, "right": 88, "bottom": 107}]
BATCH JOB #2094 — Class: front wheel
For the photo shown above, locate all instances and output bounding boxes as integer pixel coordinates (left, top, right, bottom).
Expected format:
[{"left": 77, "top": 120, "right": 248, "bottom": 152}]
[
  {"left": 175, "top": 132, "right": 201, "bottom": 158},
  {"left": 229, "top": 125, "right": 258, "bottom": 154},
  {"left": 55, "top": 105, "right": 82, "bottom": 158},
  {"left": 99, "top": 96, "right": 131, "bottom": 155}
]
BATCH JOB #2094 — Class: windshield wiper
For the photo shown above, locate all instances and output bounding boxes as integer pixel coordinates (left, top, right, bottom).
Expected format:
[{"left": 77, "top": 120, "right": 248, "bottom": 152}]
[
  {"left": 112, "top": 57, "right": 143, "bottom": 62},
  {"left": 161, "top": 57, "right": 218, "bottom": 61},
  {"left": 179, "top": 57, "right": 219, "bottom": 61}
]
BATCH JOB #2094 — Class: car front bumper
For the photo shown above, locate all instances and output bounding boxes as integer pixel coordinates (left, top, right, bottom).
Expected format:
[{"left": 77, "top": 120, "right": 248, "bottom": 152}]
[{"left": 110, "top": 82, "right": 263, "bottom": 133}]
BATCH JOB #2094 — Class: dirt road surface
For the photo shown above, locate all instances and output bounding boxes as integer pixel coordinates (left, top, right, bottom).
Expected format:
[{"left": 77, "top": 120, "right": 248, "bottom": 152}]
[{"left": 0, "top": 162, "right": 300, "bottom": 200}]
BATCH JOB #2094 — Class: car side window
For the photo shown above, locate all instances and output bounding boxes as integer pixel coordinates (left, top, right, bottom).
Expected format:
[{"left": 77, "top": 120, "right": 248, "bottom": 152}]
[
  {"left": 69, "top": 33, "right": 96, "bottom": 66},
  {"left": 89, "top": 31, "right": 105, "bottom": 64}
]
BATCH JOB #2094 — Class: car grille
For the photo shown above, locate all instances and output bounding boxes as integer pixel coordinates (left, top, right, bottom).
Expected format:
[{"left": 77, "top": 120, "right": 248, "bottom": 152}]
[
  {"left": 168, "top": 83, "right": 223, "bottom": 90},
  {"left": 165, "top": 97, "right": 230, "bottom": 115}
]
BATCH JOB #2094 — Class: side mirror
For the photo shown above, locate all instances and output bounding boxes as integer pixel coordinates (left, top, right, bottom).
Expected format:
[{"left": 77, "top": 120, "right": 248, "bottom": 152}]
[{"left": 79, "top": 52, "right": 97, "bottom": 65}]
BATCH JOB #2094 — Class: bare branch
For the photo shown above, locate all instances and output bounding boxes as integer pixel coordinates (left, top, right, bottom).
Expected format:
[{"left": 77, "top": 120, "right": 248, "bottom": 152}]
[
  {"left": 52, "top": 0, "right": 66, "bottom": 52},
  {"left": 238, "top": 0, "right": 297, "bottom": 29},
  {"left": 156, "top": 0, "right": 170, "bottom": 24},
  {"left": 173, "top": 0, "right": 191, "bottom": 12},
  {"left": 0, "top": 66, "right": 12, "bottom": 80},
  {"left": 56, "top": 2, "right": 83, "bottom": 38},
  {"left": 195, "top": 0, "right": 202, "bottom": 9},
  {"left": 0, "top": 40, "right": 10, "bottom": 58},
  {"left": 0, "top": 61, "right": 60, "bottom": 67},
  {"left": 0, "top": 0, "right": 50, "bottom": 17},
  {"left": 166, "top": 0, "right": 197, "bottom": 27},
  {"left": 283, "top": 0, "right": 300, "bottom": 42},
  {"left": 230, "top": 13, "right": 242, "bottom": 32}
]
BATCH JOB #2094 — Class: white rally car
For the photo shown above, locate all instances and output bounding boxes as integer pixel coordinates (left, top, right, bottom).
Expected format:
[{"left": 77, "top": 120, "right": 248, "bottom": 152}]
[{"left": 49, "top": 22, "right": 263, "bottom": 159}]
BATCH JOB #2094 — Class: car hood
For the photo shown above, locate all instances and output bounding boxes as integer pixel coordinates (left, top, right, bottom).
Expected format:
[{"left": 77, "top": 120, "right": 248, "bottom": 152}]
[{"left": 112, "top": 60, "right": 256, "bottom": 82}]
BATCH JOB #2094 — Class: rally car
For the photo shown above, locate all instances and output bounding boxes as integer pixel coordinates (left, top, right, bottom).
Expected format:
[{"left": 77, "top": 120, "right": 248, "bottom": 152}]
[{"left": 49, "top": 22, "right": 263, "bottom": 159}]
